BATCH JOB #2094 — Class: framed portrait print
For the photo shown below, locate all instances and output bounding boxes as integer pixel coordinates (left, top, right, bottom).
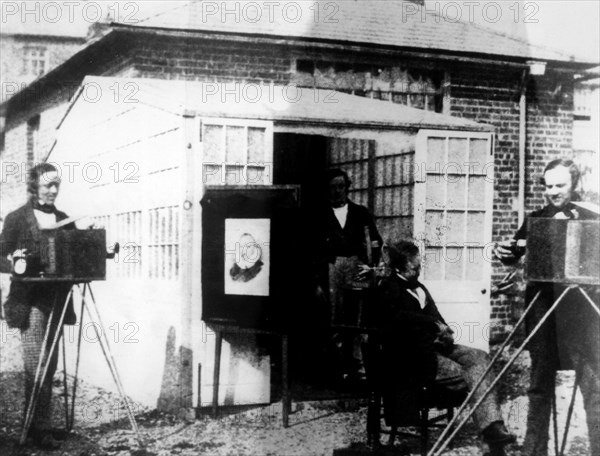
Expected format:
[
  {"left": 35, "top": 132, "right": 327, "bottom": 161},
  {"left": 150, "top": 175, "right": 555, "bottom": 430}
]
[
  {"left": 201, "top": 186, "right": 300, "bottom": 329},
  {"left": 224, "top": 218, "right": 271, "bottom": 296}
]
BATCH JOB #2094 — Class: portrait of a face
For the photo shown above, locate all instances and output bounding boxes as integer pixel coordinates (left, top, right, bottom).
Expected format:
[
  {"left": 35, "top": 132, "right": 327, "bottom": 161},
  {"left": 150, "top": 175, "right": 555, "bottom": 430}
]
[
  {"left": 224, "top": 219, "right": 270, "bottom": 296},
  {"left": 230, "top": 233, "right": 263, "bottom": 282}
]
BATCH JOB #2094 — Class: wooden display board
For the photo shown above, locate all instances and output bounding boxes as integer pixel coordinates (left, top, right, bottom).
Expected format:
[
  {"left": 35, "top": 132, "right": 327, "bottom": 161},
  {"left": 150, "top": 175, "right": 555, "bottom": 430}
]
[{"left": 200, "top": 186, "right": 300, "bottom": 329}]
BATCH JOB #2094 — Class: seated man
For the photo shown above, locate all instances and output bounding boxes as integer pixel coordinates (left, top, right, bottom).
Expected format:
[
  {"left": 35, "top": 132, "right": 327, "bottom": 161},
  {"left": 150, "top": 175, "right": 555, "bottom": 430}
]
[{"left": 377, "top": 240, "right": 515, "bottom": 450}]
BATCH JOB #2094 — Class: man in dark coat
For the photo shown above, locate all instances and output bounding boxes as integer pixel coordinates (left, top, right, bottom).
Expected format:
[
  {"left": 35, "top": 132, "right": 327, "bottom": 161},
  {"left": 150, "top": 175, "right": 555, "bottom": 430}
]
[
  {"left": 0, "top": 163, "right": 76, "bottom": 450},
  {"left": 495, "top": 159, "right": 599, "bottom": 456},
  {"left": 315, "top": 168, "right": 382, "bottom": 381},
  {"left": 378, "top": 240, "right": 516, "bottom": 449}
]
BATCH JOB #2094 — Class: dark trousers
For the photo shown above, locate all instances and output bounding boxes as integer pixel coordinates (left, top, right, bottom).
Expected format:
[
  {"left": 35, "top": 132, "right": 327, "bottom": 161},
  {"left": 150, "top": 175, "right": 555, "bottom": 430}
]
[
  {"left": 436, "top": 344, "right": 502, "bottom": 431},
  {"left": 21, "top": 306, "right": 61, "bottom": 431},
  {"left": 523, "top": 286, "right": 600, "bottom": 456}
]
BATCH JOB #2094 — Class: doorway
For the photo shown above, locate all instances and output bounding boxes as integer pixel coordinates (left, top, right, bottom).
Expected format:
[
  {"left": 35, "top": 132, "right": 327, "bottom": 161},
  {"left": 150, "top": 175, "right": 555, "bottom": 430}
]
[{"left": 272, "top": 133, "right": 355, "bottom": 396}]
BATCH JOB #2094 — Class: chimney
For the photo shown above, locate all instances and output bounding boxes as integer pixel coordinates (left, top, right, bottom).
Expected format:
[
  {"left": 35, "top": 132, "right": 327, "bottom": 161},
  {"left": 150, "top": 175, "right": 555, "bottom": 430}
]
[{"left": 86, "top": 13, "right": 113, "bottom": 42}]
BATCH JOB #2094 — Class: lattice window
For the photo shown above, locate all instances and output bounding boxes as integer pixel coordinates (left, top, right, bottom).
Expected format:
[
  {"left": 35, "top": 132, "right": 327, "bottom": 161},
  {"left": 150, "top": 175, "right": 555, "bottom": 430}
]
[
  {"left": 26, "top": 115, "right": 40, "bottom": 164},
  {"left": 574, "top": 86, "right": 594, "bottom": 121},
  {"left": 328, "top": 138, "right": 372, "bottom": 208},
  {"left": 418, "top": 135, "right": 493, "bottom": 282},
  {"left": 23, "top": 46, "right": 48, "bottom": 77},
  {"left": 115, "top": 211, "right": 142, "bottom": 279},
  {"left": 147, "top": 206, "right": 179, "bottom": 280},
  {"left": 328, "top": 138, "right": 415, "bottom": 242},
  {"left": 293, "top": 60, "right": 443, "bottom": 112},
  {"left": 202, "top": 121, "right": 272, "bottom": 186}
]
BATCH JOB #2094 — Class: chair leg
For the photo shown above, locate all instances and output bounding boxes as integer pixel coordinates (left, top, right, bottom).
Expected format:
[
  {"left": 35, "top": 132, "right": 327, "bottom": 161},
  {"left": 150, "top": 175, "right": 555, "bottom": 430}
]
[
  {"left": 421, "top": 407, "right": 429, "bottom": 456},
  {"left": 388, "top": 426, "right": 397, "bottom": 446},
  {"left": 366, "top": 390, "right": 381, "bottom": 446}
]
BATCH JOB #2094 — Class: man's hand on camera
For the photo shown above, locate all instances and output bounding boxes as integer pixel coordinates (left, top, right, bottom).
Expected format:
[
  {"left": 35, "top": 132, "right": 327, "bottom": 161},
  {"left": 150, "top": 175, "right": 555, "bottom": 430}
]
[
  {"left": 76, "top": 216, "right": 104, "bottom": 230},
  {"left": 494, "top": 241, "right": 516, "bottom": 261}
]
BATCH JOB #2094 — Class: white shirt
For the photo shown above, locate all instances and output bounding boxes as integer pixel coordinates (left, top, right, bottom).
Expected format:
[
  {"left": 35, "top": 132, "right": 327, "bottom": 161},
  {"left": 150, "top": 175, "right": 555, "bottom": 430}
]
[
  {"left": 33, "top": 209, "right": 57, "bottom": 228},
  {"left": 333, "top": 203, "right": 349, "bottom": 229},
  {"left": 396, "top": 272, "right": 427, "bottom": 309}
]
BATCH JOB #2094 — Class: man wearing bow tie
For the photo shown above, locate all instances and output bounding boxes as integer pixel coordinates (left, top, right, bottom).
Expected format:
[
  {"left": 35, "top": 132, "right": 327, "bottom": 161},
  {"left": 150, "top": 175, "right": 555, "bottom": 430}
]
[
  {"left": 378, "top": 240, "right": 516, "bottom": 450},
  {"left": 0, "top": 163, "right": 76, "bottom": 450},
  {"left": 495, "top": 159, "right": 599, "bottom": 456}
]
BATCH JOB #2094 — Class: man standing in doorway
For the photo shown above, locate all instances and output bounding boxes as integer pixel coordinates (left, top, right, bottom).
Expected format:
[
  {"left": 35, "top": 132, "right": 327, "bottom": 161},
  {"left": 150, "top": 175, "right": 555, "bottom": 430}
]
[
  {"left": 494, "top": 159, "right": 600, "bottom": 456},
  {"left": 316, "top": 168, "right": 382, "bottom": 382}
]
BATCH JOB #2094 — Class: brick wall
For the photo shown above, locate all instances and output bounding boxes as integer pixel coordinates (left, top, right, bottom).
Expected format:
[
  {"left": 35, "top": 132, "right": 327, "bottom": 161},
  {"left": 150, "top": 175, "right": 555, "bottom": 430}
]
[
  {"left": 130, "top": 36, "right": 292, "bottom": 85},
  {"left": 2, "top": 123, "right": 28, "bottom": 215}
]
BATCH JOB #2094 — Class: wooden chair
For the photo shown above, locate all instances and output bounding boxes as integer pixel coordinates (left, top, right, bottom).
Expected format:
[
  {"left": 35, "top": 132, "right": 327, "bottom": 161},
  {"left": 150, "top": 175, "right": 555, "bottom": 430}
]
[{"left": 364, "top": 335, "right": 468, "bottom": 456}]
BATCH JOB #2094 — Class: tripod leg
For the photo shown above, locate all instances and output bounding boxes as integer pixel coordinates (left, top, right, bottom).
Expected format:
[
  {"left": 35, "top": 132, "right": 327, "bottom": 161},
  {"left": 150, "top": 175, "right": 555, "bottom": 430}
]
[
  {"left": 552, "top": 388, "right": 559, "bottom": 456},
  {"left": 428, "top": 286, "right": 575, "bottom": 456},
  {"left": 427, "top": 288, "right": 543, "bottom": 456},
  {"left": 62, "top": 329, "right": 69, "bottom": 431},
  {"left": 83, "top": 284, "right": 145, "bottom": 447},
  {"left": 69, "top": 284, "right": 86, "bottom": 431},
  {"left": 20, "top": 288, "right": 73, "bottom": 445},
  {"left": 577, "top": 287, "right": 600, "bottom": 318}
]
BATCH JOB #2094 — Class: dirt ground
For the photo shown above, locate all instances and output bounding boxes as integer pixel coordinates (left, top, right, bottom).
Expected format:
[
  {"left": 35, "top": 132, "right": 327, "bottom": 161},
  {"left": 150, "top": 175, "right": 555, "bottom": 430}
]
[{"left": 1, "top": 325, "right": 592, "bottom": 456}]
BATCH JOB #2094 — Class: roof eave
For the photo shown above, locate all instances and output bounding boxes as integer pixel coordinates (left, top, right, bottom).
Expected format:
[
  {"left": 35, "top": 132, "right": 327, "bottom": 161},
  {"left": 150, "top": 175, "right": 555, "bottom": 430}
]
[
  {"left": 273, "top": 119, "right": 492, "bottom": 132},
  {"left": 0, "top": 32, "right": 87, "bottom": 41},
  {"left": 109, "top": 23, "right": 600, "bottom": 69}
]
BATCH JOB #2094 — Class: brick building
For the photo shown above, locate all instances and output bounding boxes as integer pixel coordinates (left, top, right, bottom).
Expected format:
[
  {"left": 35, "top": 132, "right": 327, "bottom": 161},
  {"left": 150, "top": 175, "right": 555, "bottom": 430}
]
[
  {"left": 0, "top": 19, "right": 87, "bottom": 214},
  {"left": 0, "top": 20, "right": 86, "bottom": 110},
  {"left": 0, "top": 1, "right": 597, "bottom": 411}
]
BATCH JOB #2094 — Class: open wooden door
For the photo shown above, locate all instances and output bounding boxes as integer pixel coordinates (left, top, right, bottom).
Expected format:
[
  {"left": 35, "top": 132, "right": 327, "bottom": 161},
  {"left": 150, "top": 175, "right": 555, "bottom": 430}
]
[
  {"left": 193, "top": 117, "right": 275, "bottom": 406},
  {"left": 414, "top": 130, "right": 494, "bottom": 351}
]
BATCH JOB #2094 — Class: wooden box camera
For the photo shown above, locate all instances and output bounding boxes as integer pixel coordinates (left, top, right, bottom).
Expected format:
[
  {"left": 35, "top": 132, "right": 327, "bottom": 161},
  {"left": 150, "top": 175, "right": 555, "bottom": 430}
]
[
  {"left": 39, "top": 229, "right": 107, "bottom": 281},
  {"left": 525, "top": 219, "right": 600, "bottom": 285}
]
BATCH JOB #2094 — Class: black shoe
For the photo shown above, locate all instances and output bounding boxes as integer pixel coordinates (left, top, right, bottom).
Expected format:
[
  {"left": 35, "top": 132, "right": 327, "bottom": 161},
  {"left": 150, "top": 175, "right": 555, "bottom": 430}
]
[
  {"left": 483, "top": 443, "right": 508, "bottom": 456},
  {"left": 481, "top": 421, "right": 517, "bottom": 445},
  {"left": 29, "top": 429, "right": 62, "bottom": 450}
]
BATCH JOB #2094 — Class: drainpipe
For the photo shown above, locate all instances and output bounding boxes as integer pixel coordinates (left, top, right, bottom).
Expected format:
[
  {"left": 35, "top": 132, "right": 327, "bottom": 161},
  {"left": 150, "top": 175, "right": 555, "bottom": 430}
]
[{"left": 518, "top": 69, "right": 528, "bottom": 227}]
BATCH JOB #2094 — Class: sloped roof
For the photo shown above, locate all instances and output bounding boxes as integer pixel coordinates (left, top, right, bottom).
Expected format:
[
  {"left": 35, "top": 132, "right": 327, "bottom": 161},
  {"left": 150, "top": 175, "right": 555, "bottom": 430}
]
[
  {"left": 1, "top": 16, "right": 89, "bottom": 38},
  {"left": 128, "top": 0, "right": 591, "bottom": 64},
  {"left": 64, "top": 76, "right": 493, "bottom": 131}
]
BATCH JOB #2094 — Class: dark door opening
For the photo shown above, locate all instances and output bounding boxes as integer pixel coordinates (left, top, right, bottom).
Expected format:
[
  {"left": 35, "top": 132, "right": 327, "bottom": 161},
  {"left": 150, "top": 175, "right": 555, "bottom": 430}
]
[
  {"left": 273, "top": 133, "right": 328, "bottom": 209},
  {"left": 270, "top": 133, "right": 365, "bottom": 398}
]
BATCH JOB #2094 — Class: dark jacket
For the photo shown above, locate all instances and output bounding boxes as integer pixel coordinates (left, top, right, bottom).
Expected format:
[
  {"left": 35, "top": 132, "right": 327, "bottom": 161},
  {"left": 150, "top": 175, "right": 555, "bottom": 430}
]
[
  {"left": 317, "top": 200, "right": 382, "bottom": 264},
  {"left": 376, "top": 273, "right": 448, "bottom": 425},
  {"left": 377, "top": 273, "right": 447, "bottom": 383},
  {"left": 0, "top": 201, "right": 76, "bottom": 329},
  {"left": 510, "top": 203, "right": 599, "bottom": 369}
]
